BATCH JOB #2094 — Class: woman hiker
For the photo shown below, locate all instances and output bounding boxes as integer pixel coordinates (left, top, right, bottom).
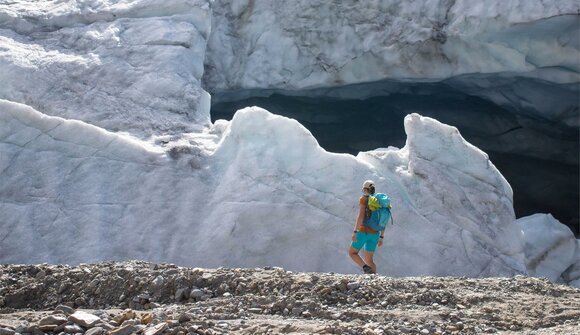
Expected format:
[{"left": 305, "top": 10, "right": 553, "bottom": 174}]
[{"left": 349, "top": 180, "right": 384, "bottom": 274}]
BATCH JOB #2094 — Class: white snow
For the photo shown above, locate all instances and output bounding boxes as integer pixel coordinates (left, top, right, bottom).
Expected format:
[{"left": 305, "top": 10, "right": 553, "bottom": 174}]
[
  {"left": 0, "top": 99, "right": 527, "bottom": 277},
  {"left": 517, "top": 214, "right": 579, "bottom": 287}
]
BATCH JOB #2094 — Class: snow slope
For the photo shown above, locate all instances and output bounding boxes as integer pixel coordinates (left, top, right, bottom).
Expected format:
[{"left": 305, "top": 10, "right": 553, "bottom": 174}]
[{"left": 0, "top": 99, "right": 526, "bottom": 278}]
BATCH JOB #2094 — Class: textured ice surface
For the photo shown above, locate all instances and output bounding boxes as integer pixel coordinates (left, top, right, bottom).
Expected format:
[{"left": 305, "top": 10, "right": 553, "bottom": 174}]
[
  {"left": 0, "top": 0, "right": 212, "bottom": 137},
  {"left": 205, "top": 0, "right": 579, "bottom": 125},
  {"left": 204, "top": 2, "right": 578, "bottom": 86},
  {"left": 517, "top": 214, "right": 579, "bottom": 287},
  {"left": 0, "top": 99, "right": 526, "bottom": 277}
]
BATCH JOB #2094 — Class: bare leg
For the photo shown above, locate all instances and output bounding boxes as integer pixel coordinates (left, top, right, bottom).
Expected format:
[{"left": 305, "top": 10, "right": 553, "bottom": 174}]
[
  {"left": 349, "top": 246, "right": 367, "bottom": 269},
  {"left": 363, "top": 251, "right": 376, "bottom": 273}
]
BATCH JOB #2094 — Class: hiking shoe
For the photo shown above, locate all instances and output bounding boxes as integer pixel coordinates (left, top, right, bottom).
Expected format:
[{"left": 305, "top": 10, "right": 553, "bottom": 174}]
[{"left": 362, "top": 265, "right": 375, "bottom": 274}]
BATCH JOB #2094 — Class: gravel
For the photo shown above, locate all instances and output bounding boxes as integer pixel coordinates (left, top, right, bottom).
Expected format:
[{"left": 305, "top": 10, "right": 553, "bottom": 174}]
[{"left": 0, "top": 261, "right": 579, "bottom": 334}]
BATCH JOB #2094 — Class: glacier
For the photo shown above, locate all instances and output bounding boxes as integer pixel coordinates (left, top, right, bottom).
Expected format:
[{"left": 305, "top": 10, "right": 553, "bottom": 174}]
[{"left": 0, "top": 0, "right": 579, "bottom": 287}]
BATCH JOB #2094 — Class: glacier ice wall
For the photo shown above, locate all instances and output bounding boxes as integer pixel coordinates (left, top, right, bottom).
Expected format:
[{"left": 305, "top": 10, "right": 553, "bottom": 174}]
[
  {"left": 204, "top": 0, "right": 579, "bottom": 124},
  {"left": 205, "top": 0, "right": 578, "bottom": 88},
  {"left": 0, "top": 0, "right": 212, "bottom": 137},
  {"left": 0, "top": 99, "right": 526, "bottom": 277}
]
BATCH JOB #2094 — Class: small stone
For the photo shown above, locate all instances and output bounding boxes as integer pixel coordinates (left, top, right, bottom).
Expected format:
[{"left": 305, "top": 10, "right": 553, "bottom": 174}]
[
  {"left": 347, "top": 282, "right": 361, "bottom": 290},
  {"left": 110, "top": 325, "right": 138, "bottom": 335},
  {"left": 188, "top": 325, "right": 200, "bottom": 333},
  {"left": 137, "top": 293, "right": 151, "bottom": 301},
  {"left": 55, "top": 304, "right": 75, "bottom": 315},
  {"left": 97, "top": 322, "right": 115, "bottom": 331},
  {"left": 69, "top": 310, "right": 102, "bottom": 328},
  {"left": 302, "top": 311, "right": 312, "bottom": 318},
  {"left": 420, "top": 329, "right": 430, "bottom": 334},
  {"left": 143, "top": 322, "right": 168, "bottom": 335},
  {"left": 0, "top": 328, "right": 15, "bottom": 335},
  {"left": 39, "top": 314, "right": 67, "bottom": 326},
  {"left": 223, "top": 292, "right": 232, "bottom": 298},
  {"left": 113, "top": 309, "right": 136, "bottom": 324},
  {"left": 75, "top": 297, "right": 87, "bottom": 307},
  {"left": 217, "top": 321, "right": 229, "bottom": 328},
  {"left": 152, "top": 276, "right": 165, "bottom": 287},
  {"left": 121, "top": 319, "right": 140, "bottom": 326},
  {"left": 178, "top": 313, "right": 192, "bottom": 323},
  {"left": 38, "top": 324, "right": 58, "bottom": 332},
  {"left": 167, "top": 320, "right": 180, "bottom": 328},
  {"left": 35, "top": 270, "right": 46, "bottom": 279},
  {"left": 248, "top": 308, "right": 262, "bottom": 314},
  {"left": 141, "top": 313, "right": 154, "bottom": 325},
  {"left": 64, "top": 324, "right": 84, "bottom": 333},
  {"left": 175, "top": 288, "right": 189, "bottom": 302},
  {"left": 191, "top": 289, "right": 204, "bottom": 299},
  {"left": 291, "top": 307, "right": 303, "bottom": 316},
  {"left": 86, "top": 327, "right": 105, "bottom": 335}
]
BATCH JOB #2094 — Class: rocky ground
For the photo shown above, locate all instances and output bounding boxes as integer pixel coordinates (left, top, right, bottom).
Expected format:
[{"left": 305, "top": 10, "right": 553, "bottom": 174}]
[{"left": 0, "top": 261, "right": 579, "bottom": 335}]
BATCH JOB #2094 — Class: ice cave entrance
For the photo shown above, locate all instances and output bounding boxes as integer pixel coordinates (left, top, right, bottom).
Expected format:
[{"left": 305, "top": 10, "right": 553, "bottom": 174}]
[{"left": 210, "top": 79, "right": 579, "bottom": 237}]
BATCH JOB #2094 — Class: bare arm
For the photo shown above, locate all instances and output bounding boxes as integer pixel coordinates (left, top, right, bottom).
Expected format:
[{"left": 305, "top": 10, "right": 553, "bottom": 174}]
[{"left": 354, "top": 205, "right": 365, "bottom": 231}]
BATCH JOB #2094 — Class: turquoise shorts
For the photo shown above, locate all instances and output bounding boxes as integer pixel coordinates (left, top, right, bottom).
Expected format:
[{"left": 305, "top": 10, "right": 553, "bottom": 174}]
[{"left": 351, "top": 232, "right": 380, "bottom": 253}]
